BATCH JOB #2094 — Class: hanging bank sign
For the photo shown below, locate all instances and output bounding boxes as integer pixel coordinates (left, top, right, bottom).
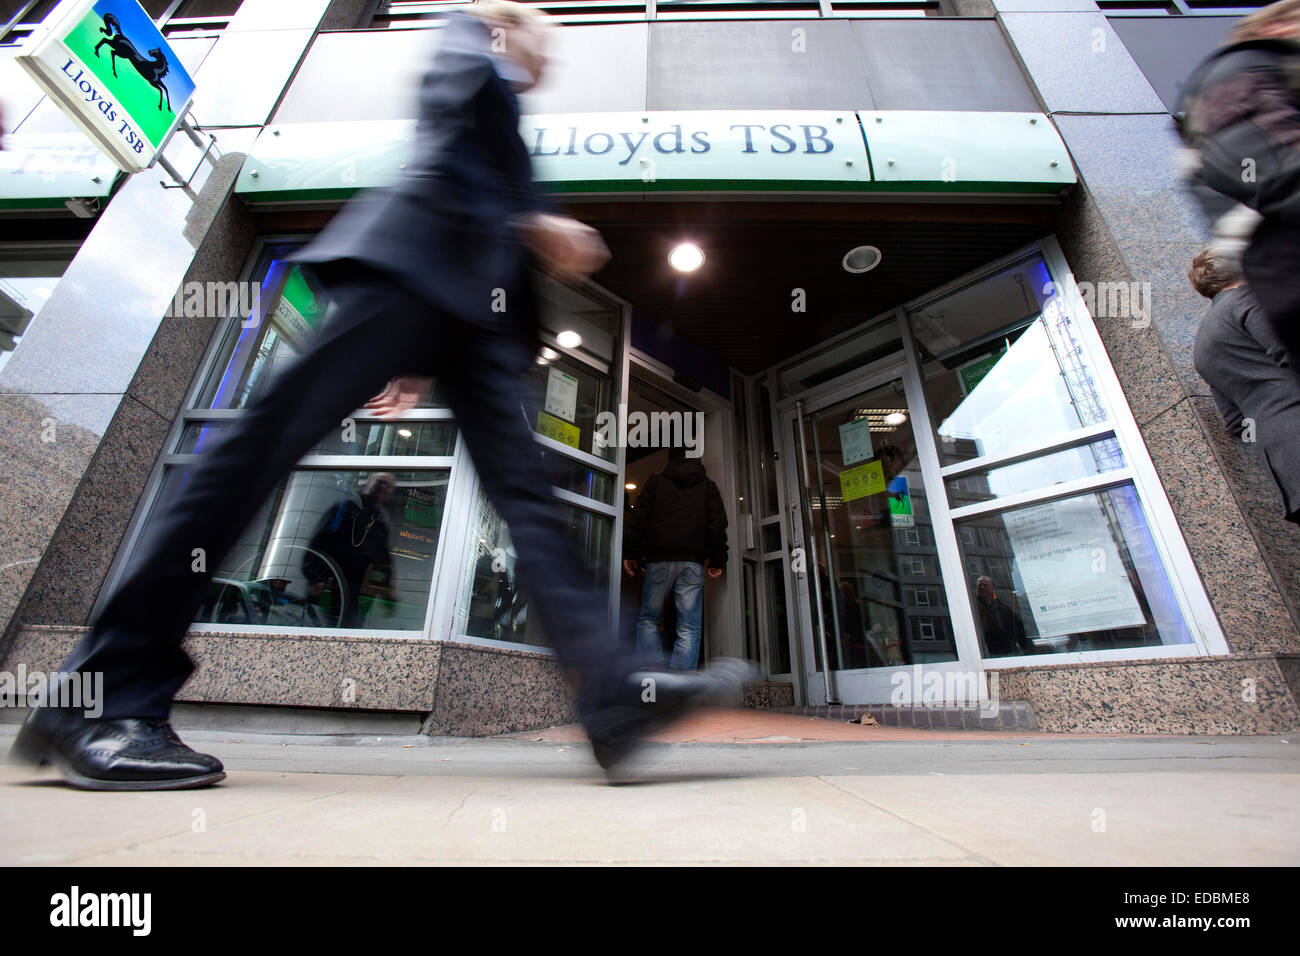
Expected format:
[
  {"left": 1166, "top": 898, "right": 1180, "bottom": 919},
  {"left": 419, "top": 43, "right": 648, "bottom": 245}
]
[
  {"left": 14, "top": 0, "right": 196, "bottom": 174},
  {"left": 234, "top": 110, "right": 1075, "bottom": 203}
]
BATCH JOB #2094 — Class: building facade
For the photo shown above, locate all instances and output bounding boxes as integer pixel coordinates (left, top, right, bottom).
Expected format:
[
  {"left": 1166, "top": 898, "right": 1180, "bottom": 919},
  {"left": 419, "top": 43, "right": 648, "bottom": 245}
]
[{"left": 2, "top": 0, "right": 1298, "bottom": 735}]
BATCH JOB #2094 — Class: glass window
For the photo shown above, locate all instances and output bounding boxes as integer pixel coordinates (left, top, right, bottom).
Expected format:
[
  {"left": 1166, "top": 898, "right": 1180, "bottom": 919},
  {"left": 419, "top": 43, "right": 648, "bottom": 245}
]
[
  {"left": 455, "top": 488, "right": 612, "bottom": 647},
  {"left": 764, "top": 557, "right": 791, "bottom": 674},
  {"left": 946, "top": 439, "right": 1126, "bottom": 507},
  {"left": 743, "top": 559, "right": 760, "bottom": 663},
  {"left": 762, "top": 522, "right": 783, "bottom": 554},
  {"left": 733, "top": 371, "right": 753, "bottom": 525},
  {"left": 758, "top": 383, "right": 779, "bottom": 517},
  {"left": 176, "top": 420, "right": 457, "bottom": 457},
  {"left": 165, "top": 467, "right": 449, "bottom": 631},
  {"left": 960, "top": 483, "right": 1192, "bottom": 659},
  {"left": 914, "top": 255, "right": 1111, "bottom": 467},
  {"left": 197, "top": 254, "right": 339, "bottom": 411},
  {"left": 796, "top": 377, "right": 958, "bottom": 670}
]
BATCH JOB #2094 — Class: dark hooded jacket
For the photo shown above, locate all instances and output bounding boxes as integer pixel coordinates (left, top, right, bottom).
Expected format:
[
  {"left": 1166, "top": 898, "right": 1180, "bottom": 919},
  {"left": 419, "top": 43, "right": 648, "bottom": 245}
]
[{"left": 624, "top": 457, "right": 728, "bottom": 568}]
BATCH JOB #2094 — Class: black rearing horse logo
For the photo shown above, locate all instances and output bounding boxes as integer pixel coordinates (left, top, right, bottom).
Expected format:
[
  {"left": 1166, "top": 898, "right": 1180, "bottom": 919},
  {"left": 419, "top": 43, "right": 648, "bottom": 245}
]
[{"left": 93, "top": 13, "right": 172, "bottom": 112}]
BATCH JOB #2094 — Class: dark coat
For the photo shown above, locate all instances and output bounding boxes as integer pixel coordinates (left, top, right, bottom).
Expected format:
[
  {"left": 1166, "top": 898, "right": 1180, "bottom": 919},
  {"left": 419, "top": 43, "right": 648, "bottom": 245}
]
[
  {"left": 292, "top": 12, "right": 553, "bottom": 348},
  {"left": 624, "top": 458, "right": 728, "bottom": 568},
  {"left": 1193, "top": 286, "right": 1300, "bottom": 522},
  {"left": 1179, "top": 38, "right": 1300, "bottom": 362}
]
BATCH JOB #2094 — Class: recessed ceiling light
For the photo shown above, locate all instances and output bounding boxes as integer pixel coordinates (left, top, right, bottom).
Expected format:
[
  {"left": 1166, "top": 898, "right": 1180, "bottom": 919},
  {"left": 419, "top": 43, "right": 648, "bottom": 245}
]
[
  {"left": 842, "top": 245, "right": 882, "bottom": 274},
  {"left": 539, "top": 346, "right": 560, "bottom": 361},
  {"left": 625, "top": 482, "right": 637, "bottom": 490},
  {"left": 397, "top": 428, "right": 413, "bottom": 438},
  {"left": 669, "top": 243, "right": 704, "bottom": 273},
  {"left": 883, "top": 411, "right": 908, "bottom": 426},
  {"left": 556, "top": 330, "right": 582, "bottom": 349}
]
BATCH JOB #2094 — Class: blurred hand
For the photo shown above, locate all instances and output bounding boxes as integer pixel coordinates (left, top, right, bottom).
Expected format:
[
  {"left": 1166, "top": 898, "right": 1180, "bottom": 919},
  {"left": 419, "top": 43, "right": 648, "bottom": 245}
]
[
  {"left": 708, "top": 567, "right": 723, "bottom": 580},
  {"left": 518, "top": 212, "right": 610, "bottom": 284},
  {"left": 622, "top": 559, "right": 639, "bottom": 578},
  {"left": 365, "top": 375, "right": 432, "bottom": 419}
]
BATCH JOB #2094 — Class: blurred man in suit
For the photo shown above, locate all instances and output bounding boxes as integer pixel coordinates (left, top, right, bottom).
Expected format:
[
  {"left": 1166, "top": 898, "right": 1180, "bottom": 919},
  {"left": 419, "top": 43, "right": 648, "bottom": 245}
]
[{"left": 12, "top": 1, "right": 749, "bottom": 789}]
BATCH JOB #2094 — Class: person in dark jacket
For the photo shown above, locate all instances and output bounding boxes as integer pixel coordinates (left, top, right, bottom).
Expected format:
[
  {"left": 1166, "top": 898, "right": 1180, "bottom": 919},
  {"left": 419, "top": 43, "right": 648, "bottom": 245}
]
[
  {"left": 13, "top": 3, "right": 750, "bottom": 789},
  {"left": 1190, "top": 247, "right": 1300, "bottom": 523},
  {"left": 1178, "top": 1, "right": 1300, "bottom": 367},
  {"left": 623, "top": 447, "right": 728, "bottom": 670},
  {"left": 975, "top": 576, "right": 1033, "bottom": 658}
]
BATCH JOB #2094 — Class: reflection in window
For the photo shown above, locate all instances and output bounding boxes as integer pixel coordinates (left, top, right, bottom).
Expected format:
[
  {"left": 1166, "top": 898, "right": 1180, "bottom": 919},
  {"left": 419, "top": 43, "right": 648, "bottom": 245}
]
[
  {"left": 177, "top": 420, "right": 457, "bottom": 457},
  {"left": 946, "top": 440, "right": 1127, "bottom": 507},
  {"left": 914, "top": 255, "right": 1113, "bottom": 466},
  {"left": 960, "top": 484, "right": 1191, "bottom": 659},
  {"left": 456, "top": 486, "right": 611, "bottom": 647},
  {"left": 201, "top": 259, "right": 330, "bottom": 410},
  {"left": 168, "top": 467, "right": 449, "bottom": 631}
]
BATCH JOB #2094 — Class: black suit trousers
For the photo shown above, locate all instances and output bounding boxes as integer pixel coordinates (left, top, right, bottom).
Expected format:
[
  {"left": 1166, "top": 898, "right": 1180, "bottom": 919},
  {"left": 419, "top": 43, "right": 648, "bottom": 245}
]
[{"left": 60, "top": 266, "right": 632, "bottom": 723}]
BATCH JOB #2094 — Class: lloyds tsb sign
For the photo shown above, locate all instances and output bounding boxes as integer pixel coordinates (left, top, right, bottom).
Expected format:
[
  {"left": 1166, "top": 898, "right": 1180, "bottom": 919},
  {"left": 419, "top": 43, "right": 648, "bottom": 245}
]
[
  {"left": 16, "top": 0, "right": 196, "bottom": 173},
  {"left": 522, "top": 110, "right": 870, "bottom": 187}
]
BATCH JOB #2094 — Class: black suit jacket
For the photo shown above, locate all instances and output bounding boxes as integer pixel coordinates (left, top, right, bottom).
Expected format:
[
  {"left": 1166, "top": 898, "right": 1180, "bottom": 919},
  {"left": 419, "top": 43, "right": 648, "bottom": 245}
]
[{"left": 293, "top": 12, "right": 554, "bottom": 346}]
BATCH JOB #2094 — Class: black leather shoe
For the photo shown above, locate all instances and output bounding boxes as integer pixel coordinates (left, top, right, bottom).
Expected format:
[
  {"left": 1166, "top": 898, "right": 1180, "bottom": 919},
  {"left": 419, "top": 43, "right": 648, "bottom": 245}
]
[
  {"left": 585, "top": 657, "right": 756, "bottom": 776},
  {"left": 10, "top": 706, "right": 225, "bottom": 791}
]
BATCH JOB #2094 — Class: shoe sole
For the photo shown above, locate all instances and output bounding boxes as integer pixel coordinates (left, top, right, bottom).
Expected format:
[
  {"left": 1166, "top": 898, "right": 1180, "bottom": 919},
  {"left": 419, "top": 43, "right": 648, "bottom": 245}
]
[{"left": 53, "top": 756, "right": 227, "bottom": 791}]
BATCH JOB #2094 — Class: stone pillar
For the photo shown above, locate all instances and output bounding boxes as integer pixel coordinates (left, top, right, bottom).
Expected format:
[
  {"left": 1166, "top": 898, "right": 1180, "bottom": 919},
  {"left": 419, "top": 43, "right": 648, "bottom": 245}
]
[
  {"left": 0, "top": 0, "right": 334, "bottom": 653},
  {"left": 991, "top": 0, "right": 1300, "bottom": 651}
]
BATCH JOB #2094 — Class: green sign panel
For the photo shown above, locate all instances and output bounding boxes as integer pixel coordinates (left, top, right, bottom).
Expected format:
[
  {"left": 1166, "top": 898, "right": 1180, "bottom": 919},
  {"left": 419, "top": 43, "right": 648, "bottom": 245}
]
[
  {"left": 889, "top": 476, "right": 914, "bottom": 529},
  {"left": 234, "top": 110, "right": 1075, "bottom": 204},
  {"left": 957, "top": 349, "right": 1006, "bottom": 396}
]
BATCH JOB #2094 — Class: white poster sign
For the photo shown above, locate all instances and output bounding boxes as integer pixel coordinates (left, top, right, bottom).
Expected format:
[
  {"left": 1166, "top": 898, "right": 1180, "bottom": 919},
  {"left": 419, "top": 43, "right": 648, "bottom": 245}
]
[
  {"left": 1003, "top": 496, "right": 1146, "bottom": 639},
  {"left": 839, "top": 418, "right": 874, "bottom": 466},
  {"left": 544, "top": 367, "right": 578, "bottom": 423}
]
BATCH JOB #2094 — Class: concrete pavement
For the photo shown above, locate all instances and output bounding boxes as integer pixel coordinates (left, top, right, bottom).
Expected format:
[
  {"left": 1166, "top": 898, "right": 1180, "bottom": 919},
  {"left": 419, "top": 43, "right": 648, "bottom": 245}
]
[{"left": 2, "top": 711, "right": 1296, "bottom": 866}]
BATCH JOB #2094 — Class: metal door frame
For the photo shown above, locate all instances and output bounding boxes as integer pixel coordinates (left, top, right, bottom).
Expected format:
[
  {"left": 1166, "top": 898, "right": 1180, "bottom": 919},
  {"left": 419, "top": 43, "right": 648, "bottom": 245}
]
[{"left": 776, "top": 312, "right": 987, "bottom": 706}]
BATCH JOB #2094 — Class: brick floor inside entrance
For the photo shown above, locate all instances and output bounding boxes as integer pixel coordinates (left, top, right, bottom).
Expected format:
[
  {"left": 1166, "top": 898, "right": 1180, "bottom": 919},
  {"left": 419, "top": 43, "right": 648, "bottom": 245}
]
[{"left": 500, "top": 707, "right": 1068, "bottom": 743}]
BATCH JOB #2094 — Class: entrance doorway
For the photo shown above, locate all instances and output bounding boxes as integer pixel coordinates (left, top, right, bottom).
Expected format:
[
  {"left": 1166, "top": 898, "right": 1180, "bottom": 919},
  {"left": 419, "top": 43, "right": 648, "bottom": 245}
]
[
  {"left": 780, "top": 353, "right": 962, "bottom": 704},
  {"left": 618, "top": 362, "right": 741, "bottom": 667}
]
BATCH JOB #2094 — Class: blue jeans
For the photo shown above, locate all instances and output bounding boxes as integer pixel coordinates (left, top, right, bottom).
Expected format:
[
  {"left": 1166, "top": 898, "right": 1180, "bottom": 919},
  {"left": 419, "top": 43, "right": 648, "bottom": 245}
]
[{"left": 636, "top": 561, "right": 705, "bottom": 670}]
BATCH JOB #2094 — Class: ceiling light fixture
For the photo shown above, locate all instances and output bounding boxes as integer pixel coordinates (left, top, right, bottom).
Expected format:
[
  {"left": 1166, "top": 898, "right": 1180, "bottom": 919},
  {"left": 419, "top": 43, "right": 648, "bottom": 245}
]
[
  {"left": 669, "top": 242, "right": 704, "bottom": 273},
  {"left": 556, "top": 330, "right": 582, "bottom": 349},
  {"left": 842, "top": 245, "right": 883, "bottom": 274}
]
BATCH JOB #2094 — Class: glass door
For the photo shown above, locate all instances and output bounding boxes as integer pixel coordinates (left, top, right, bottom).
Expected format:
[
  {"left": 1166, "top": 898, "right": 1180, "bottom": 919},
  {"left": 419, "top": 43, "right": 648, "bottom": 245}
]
[{"left": 781, "top": 358, "right": 963, "bottom": 704}]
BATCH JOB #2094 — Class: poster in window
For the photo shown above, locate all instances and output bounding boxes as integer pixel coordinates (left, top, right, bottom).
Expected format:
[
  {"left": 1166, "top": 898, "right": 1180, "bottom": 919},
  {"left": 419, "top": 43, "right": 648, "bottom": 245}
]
[
  {"left": 544, "top": 367, "right": 579, "bottom": 423},
  {"left": 839, "top": 417, "right": 874, "bottom": 466},
  {"left": 1002, "top": 495, "right": 1145, "bottom": 639},
  {"left": 839, "top": 458, "right": 885, "bottom": 502}
]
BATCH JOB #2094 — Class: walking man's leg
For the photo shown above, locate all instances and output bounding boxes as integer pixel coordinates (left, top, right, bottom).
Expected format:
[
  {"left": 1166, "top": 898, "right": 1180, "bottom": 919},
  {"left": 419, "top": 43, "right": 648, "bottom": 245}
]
[
  {"left": 669, "top": 561, "right": 705, "bottom": 671},
  {"left": 431, "top": 324, "right": 752, "bottom": 770},
  {"left": 12, "top": 273, "right": 443, "bottom": 787}
]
